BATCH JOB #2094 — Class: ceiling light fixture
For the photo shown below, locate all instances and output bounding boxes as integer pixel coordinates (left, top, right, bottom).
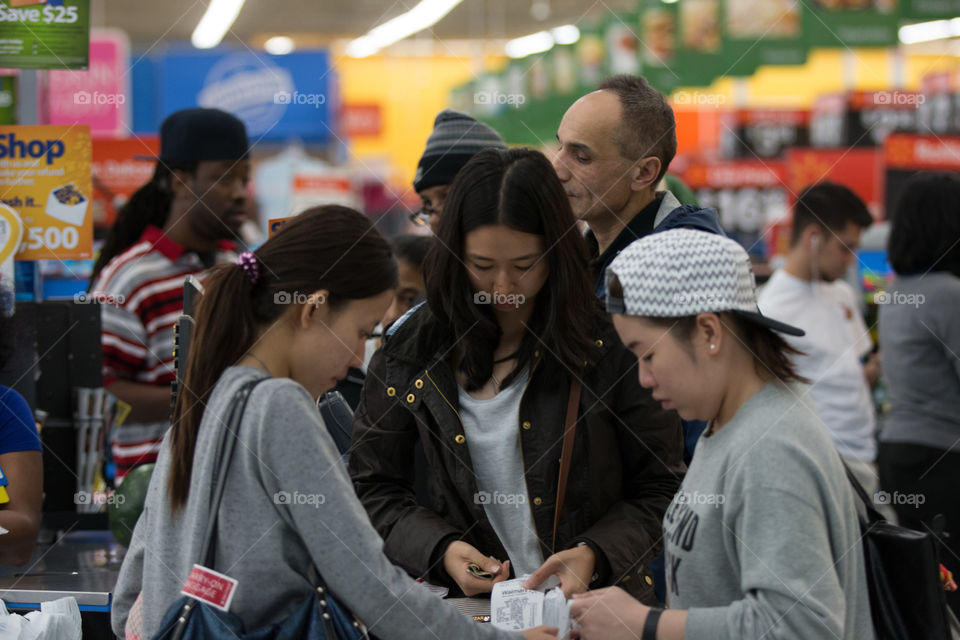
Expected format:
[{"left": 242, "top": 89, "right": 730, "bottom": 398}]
[
  {"left": 265, "top": 36, "right": 295, "bottom": 55},
  {"left": 191, "top": 0, "right": 246, "bottom": 49},
  {"left": 505, "top": 24, "right": 580, "bottom": 58},
  {"left": 346, "top": 0, "right": 464, "bottom": 58},
  {"left": 551, "top": 24, "right": 580, "bottom": 45}
]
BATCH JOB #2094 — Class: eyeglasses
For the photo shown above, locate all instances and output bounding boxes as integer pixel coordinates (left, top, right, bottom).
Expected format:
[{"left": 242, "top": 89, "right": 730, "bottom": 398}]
[
  {"left": 409, "top": 202, "right": 439, "bottom": 227},
  {"left": 409, "top": 208, "right": 432, "bottom": 227}
]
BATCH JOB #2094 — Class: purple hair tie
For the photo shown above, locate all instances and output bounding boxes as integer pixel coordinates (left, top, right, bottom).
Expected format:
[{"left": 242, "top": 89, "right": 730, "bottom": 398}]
[{"left": 236, "top": 251, "right": 260, "bottom": 285}]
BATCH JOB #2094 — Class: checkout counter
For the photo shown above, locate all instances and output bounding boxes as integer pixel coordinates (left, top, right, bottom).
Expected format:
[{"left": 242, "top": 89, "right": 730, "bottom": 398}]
[
  {"left": 0, "top": 530, "right": 122, "bottom": 639},
  {"left": 0, "top": 299, "right": 121, "bottom": 637},
  {"left": 0, "top": 290, "right": 496, "bottom": 637}
]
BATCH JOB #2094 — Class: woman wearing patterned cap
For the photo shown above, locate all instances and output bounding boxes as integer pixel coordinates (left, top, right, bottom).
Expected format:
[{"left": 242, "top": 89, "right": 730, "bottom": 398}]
[
  {"left": 410, "top": 109, "right": 507, "bottom": 233},
  {"left": 570, "top": 229, "right": 876, "bottom": 640}
]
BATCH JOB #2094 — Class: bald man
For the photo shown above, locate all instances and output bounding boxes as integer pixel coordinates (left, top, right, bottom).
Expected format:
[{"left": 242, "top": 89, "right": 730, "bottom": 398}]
[{"left": 553, "top": 75, "right": 723, "bottom": 301}]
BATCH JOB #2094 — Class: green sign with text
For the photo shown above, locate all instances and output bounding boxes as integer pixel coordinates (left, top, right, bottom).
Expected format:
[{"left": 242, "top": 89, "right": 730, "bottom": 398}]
[{"left": 0, "top": 0, "right": 89, "bottom": 70}]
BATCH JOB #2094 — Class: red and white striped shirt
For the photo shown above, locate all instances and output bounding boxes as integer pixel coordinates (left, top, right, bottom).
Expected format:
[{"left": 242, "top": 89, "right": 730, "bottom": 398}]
[{"left": 91, "top": 226, "right": 234, "bottom": 481}]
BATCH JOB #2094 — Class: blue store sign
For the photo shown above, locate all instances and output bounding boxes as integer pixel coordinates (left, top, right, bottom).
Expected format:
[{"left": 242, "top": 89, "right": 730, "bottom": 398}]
[{"left": 134, "top": 48, "right": 335, "bottom": 143}]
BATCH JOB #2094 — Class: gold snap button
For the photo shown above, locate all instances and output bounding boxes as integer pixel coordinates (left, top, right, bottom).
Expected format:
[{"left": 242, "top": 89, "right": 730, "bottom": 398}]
[
  {"left": 534, "top": 350, "right": 540, "bottom": 357},
  {"left": 415, "top": 379, "right": 424, "bottom": 389},
  {"left": 522, "top": 420, "right": 532, "bottom": 430},
  {"left": 595, "top": 339, "right": 604, "bottom": 347},
  {"left": 386, "top": 387, "right": 396, "bottom": 397},
  {"left": 455, "top": 434, "right": 466, "bottom": 444},
  {"left": 533, "top": 496, "right": 542, "bottom": 506},
  {"left": 406, "top": 393, "right": 416, "bottom": 403},
  {"left": 644, "top": 575, "right": 653, "bottom": 585}
]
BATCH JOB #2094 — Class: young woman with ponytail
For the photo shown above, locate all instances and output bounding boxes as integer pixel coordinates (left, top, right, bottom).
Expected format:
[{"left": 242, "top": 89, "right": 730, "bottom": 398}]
[
  {"left": 89, "top": 108, "right": 250, "bottom": 481},
  {"left": 111, "top": 206, "right": 558, "bottom": 640}
]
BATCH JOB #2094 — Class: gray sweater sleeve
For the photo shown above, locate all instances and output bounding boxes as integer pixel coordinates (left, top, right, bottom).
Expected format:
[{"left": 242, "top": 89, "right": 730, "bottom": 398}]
[
  {"left": 684, "top": 486, "right": 848, "bottom": 640},
  {"left": 111, "top": 496, "right": 148, "bottom": 636},
  {"left": 931, "top": 293, "right": 960, "bottom": 383},
  {"left": 254, "top": 382, "right": 523, "bottom": 640}
]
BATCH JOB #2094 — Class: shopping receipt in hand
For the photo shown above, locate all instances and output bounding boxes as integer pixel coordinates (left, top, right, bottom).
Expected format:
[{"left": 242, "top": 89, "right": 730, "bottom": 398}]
[{"left": 491, "top": 577, "right": 571, "bottom": 639}]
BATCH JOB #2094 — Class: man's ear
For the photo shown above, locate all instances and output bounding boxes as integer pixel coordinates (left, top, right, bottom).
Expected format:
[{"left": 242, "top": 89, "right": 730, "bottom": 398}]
[
  {"left": 169, "top": 169, "right": 196, "bottom": 200},
  {"left": 804, "top": 225, "right": 822, "bottom": 252},
  {"left": 631, "top": 156, "right": 662, "bottom": 193}
]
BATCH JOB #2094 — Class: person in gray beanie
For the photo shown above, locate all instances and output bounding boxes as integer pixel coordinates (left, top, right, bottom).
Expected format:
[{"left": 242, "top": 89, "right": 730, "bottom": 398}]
[{"left": 411, "top": 109, "right": 507, "bottom": 233}]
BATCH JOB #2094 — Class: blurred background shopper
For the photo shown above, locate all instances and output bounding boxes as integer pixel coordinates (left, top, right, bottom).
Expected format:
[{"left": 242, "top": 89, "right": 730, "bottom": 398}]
[
  {"left": 878, "top": 172, "right": 960, "bottom": 617},
  {"left": 89, "top": 108, "right": 251, "bottom": 482}
]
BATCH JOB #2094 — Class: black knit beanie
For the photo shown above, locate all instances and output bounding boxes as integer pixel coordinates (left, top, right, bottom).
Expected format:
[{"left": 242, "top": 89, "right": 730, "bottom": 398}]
[{"left": 413, "top": 109, "right": 507, "bottom": 192}]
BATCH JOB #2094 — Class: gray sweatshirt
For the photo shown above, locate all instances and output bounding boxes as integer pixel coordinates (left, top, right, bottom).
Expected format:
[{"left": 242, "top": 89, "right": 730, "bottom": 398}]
[
  {"left": 111, "top": 366, "right": 523, "bottom": 640},
  {"left": 878, "top": 272, "right": 960, "bottom": 451},
  {"left": 664, "top": 381, "right": 875, "bottom": 640}
]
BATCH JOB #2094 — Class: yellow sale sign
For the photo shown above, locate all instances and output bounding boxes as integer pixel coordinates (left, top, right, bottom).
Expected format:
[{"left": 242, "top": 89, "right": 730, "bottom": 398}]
[{"left": 0, "top": 124, "right": 93, "bottom": 260}]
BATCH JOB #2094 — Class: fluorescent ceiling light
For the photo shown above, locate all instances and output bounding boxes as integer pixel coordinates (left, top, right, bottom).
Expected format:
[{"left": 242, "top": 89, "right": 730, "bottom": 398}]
[
  {"left": 506, "top": 24, "right": 579, "bottom": 58},
  {"left": 347, "top": 0, "right": 464, "bottom": 58},
  {"left": 551, "top": 25, "right": 580, "bottom": 45},
  {"left": 506, "top": 31, "right": 554, "bottom": 58},
  {"left": 899, "top": 17, "right": 960, "bottom": 44},
  {"left": 265, "top": 36, "right": 295, "bottom": 55},
  {"left": 192, "top": 0, "right": 246, "bottom": 49}
]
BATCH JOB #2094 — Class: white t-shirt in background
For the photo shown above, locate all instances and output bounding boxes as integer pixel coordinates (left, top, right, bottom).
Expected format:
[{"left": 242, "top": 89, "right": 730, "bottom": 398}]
[{"left": 758, "top": 269, "right": 876, "bottom": 461}]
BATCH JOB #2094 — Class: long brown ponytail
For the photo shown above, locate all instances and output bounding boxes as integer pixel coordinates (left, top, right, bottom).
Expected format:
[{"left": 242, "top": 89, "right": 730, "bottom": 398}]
[{"left": 167, "top": 205, "right": 397, "bottom": 511}]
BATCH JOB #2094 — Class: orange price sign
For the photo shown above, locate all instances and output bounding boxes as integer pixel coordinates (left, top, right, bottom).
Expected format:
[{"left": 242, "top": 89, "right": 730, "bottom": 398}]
[{"left": 0, "top": 124, "right": 93, "bottom": 260}]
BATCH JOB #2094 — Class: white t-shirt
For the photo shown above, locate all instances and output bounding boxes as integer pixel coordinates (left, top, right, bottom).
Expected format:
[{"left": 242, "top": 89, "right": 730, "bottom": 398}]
[
  {"left": 757, "top": 270, "right": 876, "bottom": 460},
  {"left": 457, "top": 368, "right": 543, "bottom": 577}
]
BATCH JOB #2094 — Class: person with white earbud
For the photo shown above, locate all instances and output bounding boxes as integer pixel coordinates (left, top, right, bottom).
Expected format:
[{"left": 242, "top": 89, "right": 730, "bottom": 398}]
[{"left": 757, "top": 182, "right": 880, "bottom": 499}]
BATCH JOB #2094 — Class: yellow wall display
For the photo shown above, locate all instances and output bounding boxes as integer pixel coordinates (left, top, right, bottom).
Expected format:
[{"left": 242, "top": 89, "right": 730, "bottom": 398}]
[
  {"left": 681, "top": 48, "right": 960, "bottom": 108},
  {"left": 0, "top": 124, "right": 92, "bottom": 260},
  {"left": 335, "top": 53, "right": 504, "bottom": 189}
]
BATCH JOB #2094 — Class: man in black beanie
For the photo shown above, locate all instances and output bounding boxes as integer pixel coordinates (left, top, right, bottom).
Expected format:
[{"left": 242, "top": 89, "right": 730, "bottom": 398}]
[
  {"left": 412, "top": 109, "right": 507, "bottom": 233},
  {"left": 89, "top": 107, "right": 250, "bottom": 481}
]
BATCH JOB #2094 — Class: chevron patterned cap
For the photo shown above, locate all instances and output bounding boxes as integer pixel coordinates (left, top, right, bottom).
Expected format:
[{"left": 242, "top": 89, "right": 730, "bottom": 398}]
[{"left": 605, "top": 229, "right": 804, "bottom": 336}]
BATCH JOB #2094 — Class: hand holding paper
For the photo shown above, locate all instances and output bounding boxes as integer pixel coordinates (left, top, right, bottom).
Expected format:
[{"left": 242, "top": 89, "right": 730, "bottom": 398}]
[
  {"left": 492, "top": 578, "right": 571, "bottom": 640},
  {"left": 524, "top": 544, "right": 596, "bottom": 598}
]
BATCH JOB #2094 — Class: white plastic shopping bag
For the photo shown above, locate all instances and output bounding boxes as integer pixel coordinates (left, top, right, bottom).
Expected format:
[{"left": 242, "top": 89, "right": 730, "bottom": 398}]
[{"left": 0, "top": 596, "right": 82, "bottom": 640}]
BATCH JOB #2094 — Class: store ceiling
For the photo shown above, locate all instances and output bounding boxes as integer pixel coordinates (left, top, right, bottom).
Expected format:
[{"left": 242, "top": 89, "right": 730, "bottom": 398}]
[{"left": 96, "top": 0, "right": 635, "bottom": 48}]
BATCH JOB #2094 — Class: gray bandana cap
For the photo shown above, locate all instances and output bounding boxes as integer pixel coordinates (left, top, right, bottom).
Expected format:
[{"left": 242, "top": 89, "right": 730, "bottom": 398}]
[
  {"left": 605, "top": 229, "right": 804, "bottom": 337},
  {"left": 413, "top": 109, "right": 507, "bottom": 192}
]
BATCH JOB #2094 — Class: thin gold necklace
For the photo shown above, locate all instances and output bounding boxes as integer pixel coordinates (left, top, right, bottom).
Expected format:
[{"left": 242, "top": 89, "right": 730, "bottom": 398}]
[{"left": 245, "top": 352, "right": 273, "bottom": 377}]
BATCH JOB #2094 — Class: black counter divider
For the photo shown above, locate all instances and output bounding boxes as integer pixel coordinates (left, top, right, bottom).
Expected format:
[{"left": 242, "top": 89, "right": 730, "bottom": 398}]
[{"left": 0, "top": 300, "right": 104, "bottom": 529}]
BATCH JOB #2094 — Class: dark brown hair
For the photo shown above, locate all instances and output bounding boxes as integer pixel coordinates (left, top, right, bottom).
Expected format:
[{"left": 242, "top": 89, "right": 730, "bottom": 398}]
[
  {"left": 424, "top": 147, "right": 597, "bottom": 390},
  {"left": 167, "top": 205, "right": 397, "bottom": 510},
  {"left": 790, "top": 181, "right": 873, "bottom": 246},
  {"left": 607, "top": 276, "right": 807, "bottom": 384},
  {"left": 597, "top": 74, "right": 677, "bottom": 184},
  {"left": 888, "top": 172, "right": 960, "bottom": 278}
]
